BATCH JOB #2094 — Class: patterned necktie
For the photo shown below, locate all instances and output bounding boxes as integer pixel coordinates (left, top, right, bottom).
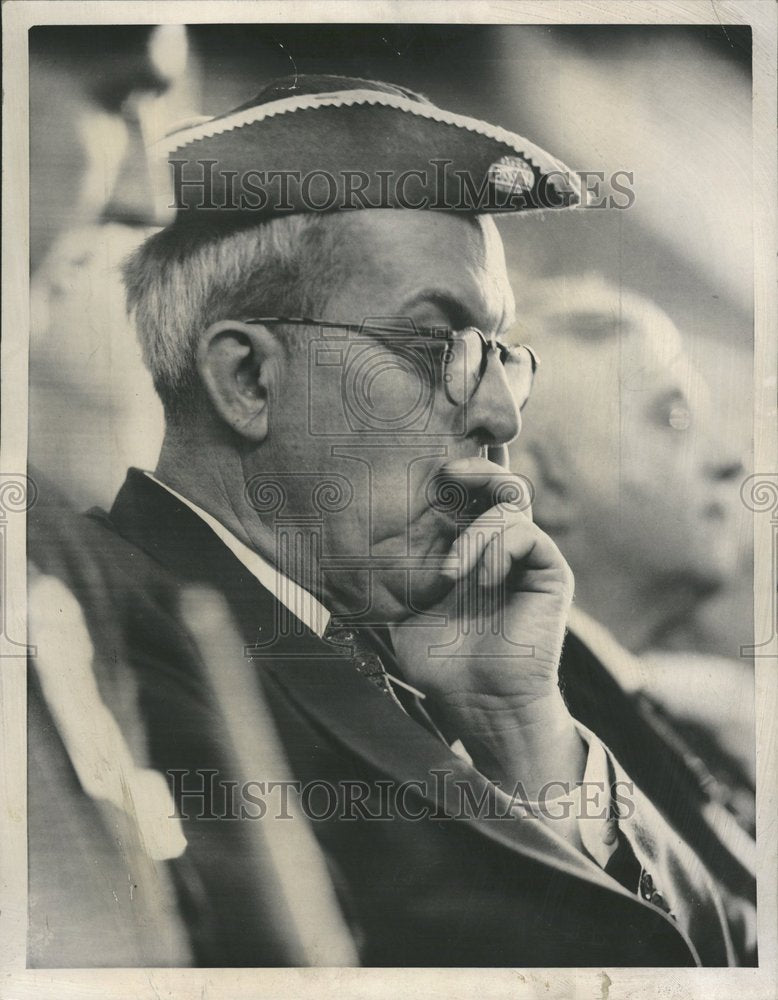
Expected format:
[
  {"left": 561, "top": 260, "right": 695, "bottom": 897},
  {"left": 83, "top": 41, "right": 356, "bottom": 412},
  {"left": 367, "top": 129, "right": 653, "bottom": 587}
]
[
  {"left": 322, "top": 621, "right": 452, "bottom": 743},
  {"left": 322, "top": 621, "right": 398, "bottom": 699}
]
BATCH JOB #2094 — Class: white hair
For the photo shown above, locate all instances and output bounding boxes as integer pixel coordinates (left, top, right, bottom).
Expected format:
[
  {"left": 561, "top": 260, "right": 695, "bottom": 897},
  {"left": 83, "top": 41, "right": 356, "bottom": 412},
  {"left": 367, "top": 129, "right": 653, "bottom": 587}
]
[{"left": 122, "top": 213, "right": 339, "bottom": 420}]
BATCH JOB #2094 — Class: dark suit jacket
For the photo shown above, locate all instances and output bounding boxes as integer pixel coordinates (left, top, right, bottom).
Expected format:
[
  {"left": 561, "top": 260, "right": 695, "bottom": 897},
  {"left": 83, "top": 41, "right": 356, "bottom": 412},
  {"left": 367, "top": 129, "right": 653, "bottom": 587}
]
[{"left": 27, "top": 469, "right": 740, "bottom": 967}]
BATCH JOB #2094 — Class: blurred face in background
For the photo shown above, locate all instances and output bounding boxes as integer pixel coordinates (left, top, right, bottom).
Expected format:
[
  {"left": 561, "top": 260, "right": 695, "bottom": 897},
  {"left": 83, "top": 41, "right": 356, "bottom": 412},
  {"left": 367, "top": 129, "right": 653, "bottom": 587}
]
[
  {"left": 509, "top": 277, "right": 743, "bottom": 602},
  {"left": 28, "top": 26, "right": 188, "bottom": 508}
]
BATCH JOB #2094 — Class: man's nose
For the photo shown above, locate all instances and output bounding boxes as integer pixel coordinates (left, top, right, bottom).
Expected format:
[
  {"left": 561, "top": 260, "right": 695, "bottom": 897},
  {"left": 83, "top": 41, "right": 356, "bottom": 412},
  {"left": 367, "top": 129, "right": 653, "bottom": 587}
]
[{"left": 465, "top": 351, "right": 521, "bottom": 449}]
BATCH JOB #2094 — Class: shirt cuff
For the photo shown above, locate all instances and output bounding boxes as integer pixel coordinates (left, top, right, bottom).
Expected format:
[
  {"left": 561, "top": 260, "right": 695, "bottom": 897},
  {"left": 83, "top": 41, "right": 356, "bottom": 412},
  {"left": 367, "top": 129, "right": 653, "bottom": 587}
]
[
  {"left": 573, "top": 722, "right": 621, "bottom": 867},
  {"left": 478, "top": 721, "right": 621, "bottom": 868}
]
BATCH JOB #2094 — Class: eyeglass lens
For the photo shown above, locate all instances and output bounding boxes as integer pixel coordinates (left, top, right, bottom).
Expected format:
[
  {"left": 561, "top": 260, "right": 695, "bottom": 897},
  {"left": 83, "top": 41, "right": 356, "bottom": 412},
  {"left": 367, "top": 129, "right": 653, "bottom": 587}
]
[{"left": 443, "top": 329, "right": 535, "bottom": 405}]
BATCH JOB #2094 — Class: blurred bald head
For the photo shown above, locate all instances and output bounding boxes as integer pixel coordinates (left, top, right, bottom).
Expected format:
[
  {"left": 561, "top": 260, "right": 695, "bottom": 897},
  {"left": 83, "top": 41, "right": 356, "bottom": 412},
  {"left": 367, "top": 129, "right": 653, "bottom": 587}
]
[{"left": 509, "top": 274, "right": 743, "bottom": 650}]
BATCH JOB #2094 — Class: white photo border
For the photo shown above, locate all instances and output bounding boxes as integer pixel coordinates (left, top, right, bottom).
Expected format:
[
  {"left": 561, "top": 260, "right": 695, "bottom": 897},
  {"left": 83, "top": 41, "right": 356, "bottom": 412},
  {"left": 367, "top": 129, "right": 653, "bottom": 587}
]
[{"left": 2, "top": 2, "right": 775, "bottom": 997}]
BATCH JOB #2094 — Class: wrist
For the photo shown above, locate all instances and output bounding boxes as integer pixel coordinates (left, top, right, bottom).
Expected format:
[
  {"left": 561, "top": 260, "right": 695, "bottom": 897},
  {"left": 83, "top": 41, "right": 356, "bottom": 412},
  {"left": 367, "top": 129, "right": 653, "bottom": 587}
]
[{"left": 433, "top": 689, "right": 585, "bottom": 795}]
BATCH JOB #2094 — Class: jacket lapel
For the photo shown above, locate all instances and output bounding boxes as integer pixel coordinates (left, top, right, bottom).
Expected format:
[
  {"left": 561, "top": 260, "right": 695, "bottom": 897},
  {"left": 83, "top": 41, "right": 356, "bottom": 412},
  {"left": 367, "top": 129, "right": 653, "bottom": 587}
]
[{"left": 260, "top": 648, "right": 643, "bottom": 896}]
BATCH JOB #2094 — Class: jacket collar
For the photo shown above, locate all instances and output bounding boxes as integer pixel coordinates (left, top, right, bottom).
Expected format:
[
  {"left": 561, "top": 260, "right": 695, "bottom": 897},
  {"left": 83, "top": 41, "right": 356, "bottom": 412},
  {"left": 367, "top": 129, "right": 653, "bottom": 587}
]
[{"left": 143, "top": 471, "right": 331, "bottom": 637}]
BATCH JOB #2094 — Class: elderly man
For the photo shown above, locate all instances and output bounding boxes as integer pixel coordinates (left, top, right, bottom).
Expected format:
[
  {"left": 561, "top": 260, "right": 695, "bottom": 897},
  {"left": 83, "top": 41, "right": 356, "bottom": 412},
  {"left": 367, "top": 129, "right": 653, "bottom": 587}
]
[
  {"left": 28, "top": 76, "right": 746, "bottom": 967},
  {"left": 506, "top": 274, "right": 755, "bottom": 942}
]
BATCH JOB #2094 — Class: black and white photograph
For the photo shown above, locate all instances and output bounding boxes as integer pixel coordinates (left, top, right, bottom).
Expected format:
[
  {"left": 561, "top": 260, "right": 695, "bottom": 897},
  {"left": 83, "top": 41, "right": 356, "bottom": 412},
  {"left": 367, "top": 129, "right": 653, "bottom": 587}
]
[{"left": 1, "top": 3, "right": 776, "bottom": 998}]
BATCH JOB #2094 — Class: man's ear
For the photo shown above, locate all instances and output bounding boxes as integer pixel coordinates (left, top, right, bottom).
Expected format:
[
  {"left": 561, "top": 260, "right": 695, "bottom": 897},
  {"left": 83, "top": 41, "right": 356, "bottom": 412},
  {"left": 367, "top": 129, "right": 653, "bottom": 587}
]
[
  {"left": 512, "top": 439, "right": 576, "bottom": 534},
  {"left": 197, "top": 320, "right": 279, "bottom": 442}
]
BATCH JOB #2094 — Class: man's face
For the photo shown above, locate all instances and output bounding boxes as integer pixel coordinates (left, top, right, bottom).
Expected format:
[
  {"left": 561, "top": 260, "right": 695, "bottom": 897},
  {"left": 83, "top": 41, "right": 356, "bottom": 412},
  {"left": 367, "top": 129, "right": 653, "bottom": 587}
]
[
  {"left": 260, "top": 210, "right": 522, "bottom": 621},
  {"left": 513, "top": 288, "right": 742, "bottom": 592}
]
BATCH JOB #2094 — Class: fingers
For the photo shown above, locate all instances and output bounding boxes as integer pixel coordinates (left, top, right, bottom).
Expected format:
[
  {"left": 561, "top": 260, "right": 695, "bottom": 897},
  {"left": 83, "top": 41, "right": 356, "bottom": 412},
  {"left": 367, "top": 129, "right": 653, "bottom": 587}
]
[
  {"left": 444, "top": 514, "right": 563, "bottom": 583},
  {"left": 440, "top": 458, "right": 533, "bottom": 517},
  {"left": 438, "top": 457, "right": 541, "bottom": 582},
  {"left": 442, "top": 456, "right": 526, "bottom": 492},
  {"left": 474, "top": 520, "right": 568, "bottom": 588}
]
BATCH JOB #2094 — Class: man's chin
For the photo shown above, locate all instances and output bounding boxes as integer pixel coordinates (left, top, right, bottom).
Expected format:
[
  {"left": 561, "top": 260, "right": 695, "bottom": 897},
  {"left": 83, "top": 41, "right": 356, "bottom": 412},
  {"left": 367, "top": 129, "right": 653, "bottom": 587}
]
[
  {"left": 379, "top": 521, "right": 459, "bottom": 620},
  {"left": 330, "top": 566, "right": 454, "bottom": 626}
]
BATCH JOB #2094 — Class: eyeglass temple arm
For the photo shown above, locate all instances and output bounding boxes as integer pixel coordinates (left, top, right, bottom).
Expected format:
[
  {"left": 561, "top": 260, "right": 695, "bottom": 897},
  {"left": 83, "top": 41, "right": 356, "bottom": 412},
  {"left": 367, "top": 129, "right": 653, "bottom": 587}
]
[
  {"left": 244, "top": 317, "right": 450, "bottom": 336},
  {"left": 245, "top": 316, "right": 539, "bottom": 369}
]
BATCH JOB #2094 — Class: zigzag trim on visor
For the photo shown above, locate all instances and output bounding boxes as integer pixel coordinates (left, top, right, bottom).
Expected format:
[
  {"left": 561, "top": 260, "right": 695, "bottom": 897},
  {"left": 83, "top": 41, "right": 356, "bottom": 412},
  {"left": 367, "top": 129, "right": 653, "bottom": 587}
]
[{"left": 155, "top": 88, "right": 578, "bottom": 193}]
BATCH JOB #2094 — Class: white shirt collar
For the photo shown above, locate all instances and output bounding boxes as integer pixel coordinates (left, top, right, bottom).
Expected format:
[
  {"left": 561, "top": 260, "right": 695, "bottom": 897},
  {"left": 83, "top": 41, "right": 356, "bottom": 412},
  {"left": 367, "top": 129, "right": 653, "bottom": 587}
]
[{"left": 144, "top": 472, "right": 331, "bottom": 638}]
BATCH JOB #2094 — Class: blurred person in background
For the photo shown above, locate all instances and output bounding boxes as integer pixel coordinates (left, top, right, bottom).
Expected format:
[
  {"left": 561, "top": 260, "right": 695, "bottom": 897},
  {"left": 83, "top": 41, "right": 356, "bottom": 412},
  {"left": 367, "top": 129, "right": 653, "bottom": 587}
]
[
  {"left": 25, "top": 25, "right": 196, "bottom": 964},
  {"left": 507, "top": 273, "right": 755, "bottom": 880},
  {"left": 491, "top": 21, "right": 754, "bottom": 668},
  {"left": 28, "top": 26, "right": 191, "bottom": 509}
]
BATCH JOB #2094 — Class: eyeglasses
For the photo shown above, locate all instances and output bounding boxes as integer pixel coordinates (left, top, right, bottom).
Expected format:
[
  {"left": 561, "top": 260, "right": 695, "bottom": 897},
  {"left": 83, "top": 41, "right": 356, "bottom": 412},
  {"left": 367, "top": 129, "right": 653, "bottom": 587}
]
[{"left": 243, "top": 316, "right": 539, "bottom": 406}]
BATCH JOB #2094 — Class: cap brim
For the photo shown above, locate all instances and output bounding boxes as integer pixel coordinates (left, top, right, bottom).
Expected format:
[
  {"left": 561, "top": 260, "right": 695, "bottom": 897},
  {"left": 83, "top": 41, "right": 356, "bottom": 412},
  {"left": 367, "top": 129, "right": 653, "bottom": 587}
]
[{"left": 155, "top": 88, "right": 582, "bottom": 219}]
